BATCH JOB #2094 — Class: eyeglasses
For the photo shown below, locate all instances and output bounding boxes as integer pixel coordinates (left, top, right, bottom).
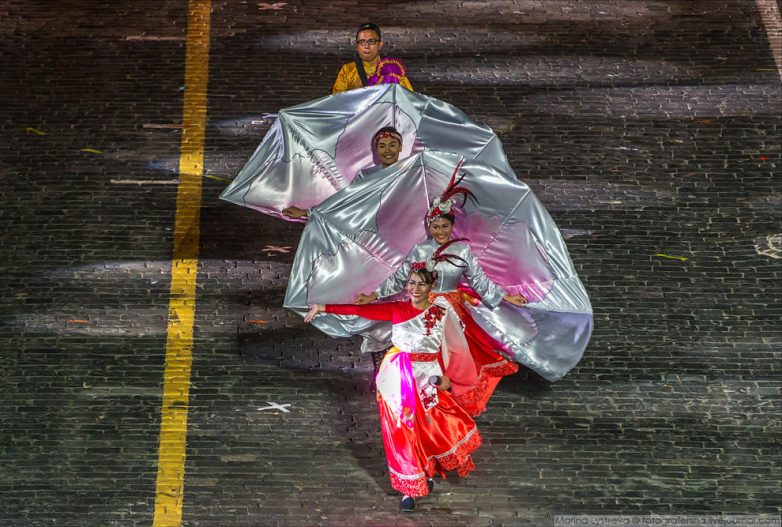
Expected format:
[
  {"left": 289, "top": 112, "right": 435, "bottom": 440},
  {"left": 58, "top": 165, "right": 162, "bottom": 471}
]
[{"left": 356, "top": 38, "right": 380, "bottom": 46}]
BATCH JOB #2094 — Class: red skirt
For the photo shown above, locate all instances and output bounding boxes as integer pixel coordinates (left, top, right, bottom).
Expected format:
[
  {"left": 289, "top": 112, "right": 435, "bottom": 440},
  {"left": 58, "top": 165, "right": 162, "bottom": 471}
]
[
  {"left": 436, "top": 291, "right": 520, "bottom": 416},
  {"left": 378, "top": 387, "right": 481, "bottom": 497}
]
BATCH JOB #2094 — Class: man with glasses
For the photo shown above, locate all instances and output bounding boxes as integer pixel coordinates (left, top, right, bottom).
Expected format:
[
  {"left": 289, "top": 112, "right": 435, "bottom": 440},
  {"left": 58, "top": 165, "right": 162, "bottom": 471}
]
[{"left": 332, "top": 23, "right": 414, "bottom": 94}]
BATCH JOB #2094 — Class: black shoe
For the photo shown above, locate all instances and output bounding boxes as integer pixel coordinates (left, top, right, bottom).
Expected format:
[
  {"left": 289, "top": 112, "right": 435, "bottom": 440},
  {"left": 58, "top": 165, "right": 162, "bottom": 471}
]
[
  {"left": 399, "top": 495, "right": 416, "bottom": 512},
  {"left": 427, "top": 478, "right": 434, "bottom": 493}
]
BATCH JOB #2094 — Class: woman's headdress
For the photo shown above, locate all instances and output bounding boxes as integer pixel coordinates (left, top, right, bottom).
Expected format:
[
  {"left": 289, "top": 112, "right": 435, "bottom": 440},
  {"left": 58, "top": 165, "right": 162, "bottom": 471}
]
[
  {"left": 410, "top": 260, "right": 437, "bottom": 280},
  {"left": 425, "top": 160, "right": 477, "bottom": 225},
  {"left": 410, "top": 261, "right": 432, "bottom": 272}
]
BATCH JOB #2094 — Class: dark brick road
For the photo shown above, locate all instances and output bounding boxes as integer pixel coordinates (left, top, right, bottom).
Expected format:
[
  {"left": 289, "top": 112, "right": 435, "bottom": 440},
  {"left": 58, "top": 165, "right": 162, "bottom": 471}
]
[{"left": 1, "top": 1, "right": 780, "bottom": 526}]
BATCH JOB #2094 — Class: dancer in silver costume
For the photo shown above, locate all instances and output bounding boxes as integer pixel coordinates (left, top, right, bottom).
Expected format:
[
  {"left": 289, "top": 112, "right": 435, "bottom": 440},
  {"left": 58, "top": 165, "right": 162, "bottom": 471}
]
[
  {"left": 284, "top": 150, "right": 593, "bottom": 385},
  {"left": 352, "top": 174, "right": 529, "bottom": 414}
]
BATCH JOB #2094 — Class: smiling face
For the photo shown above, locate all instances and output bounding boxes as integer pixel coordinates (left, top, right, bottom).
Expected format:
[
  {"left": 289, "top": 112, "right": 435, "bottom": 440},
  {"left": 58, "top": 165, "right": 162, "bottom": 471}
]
[
  {"left": 355, "top": 29, "right": 383, "bottom": 63},
  {"left": 428, "top": 216, "right": 454, "bottom": 245},
  {"left": 406, "top": 271, "right": 434, "bottom": 305},
  {"left": 375, "top": 136, "right": 401, "bottom": 167}
]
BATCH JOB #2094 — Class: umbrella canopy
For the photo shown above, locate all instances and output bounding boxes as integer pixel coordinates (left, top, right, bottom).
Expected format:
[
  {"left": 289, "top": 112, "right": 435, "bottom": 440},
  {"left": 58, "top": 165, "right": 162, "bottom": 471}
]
[
  {"left": 284, "top": 150, "right": 592, "bottom": 381},
  {"left": 220, "top": 84, "right": 512, "bottom": 220}
]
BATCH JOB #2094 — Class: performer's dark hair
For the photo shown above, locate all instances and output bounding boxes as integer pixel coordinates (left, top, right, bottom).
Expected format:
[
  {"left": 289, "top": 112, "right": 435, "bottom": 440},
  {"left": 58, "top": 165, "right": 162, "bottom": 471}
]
[
  {"left": 409, "top": 268, "right": 437, "bottom": 286},
  {"left": 356, "top": 23, "right": 382, "bottom": 40},
  {"left": 429, "top": 212, "right": 455, "bottom": 225}
]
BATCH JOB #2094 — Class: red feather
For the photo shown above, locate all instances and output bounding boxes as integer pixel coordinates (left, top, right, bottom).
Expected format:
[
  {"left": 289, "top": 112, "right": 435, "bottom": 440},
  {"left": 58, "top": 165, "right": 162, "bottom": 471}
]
[{"left": 432, "top": 238, "right": 471, "bottom": 269}]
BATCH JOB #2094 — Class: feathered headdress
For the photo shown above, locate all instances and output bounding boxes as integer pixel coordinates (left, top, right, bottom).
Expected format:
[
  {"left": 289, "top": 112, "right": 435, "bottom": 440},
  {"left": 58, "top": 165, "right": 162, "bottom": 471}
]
[
  {"left": 425, "top": 160, "right": 477, "bottom": 225},
  {"left": 410, "top": 260, "right": 438, "bottom": 281}
]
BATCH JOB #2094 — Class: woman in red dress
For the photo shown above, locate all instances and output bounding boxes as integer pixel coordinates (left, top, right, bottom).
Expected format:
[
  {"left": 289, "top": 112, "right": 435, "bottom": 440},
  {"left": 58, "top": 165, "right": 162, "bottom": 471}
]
[{"left": 305, "top": 267, "right": 482, "bottom": 512}]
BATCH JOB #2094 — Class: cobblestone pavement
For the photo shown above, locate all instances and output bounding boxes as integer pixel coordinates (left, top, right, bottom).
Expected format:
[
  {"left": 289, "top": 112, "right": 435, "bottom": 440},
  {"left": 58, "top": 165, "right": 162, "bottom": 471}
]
[{"left": 1, "top": 1, "right": 780, "bottom": 526}]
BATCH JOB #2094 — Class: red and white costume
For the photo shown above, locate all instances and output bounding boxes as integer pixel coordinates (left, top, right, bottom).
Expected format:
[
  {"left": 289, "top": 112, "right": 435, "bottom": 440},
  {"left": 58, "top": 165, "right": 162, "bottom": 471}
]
[
  {"left": 326, "top": 297, "right": 482, "bottom": 497},
  {"left": 374, "top": 239, "right": 522, "bottom": 416}
]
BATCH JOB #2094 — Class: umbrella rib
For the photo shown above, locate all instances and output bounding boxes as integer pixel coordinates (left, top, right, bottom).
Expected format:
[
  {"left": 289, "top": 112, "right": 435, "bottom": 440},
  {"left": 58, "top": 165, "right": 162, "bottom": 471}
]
[
  {"left": 472, "top": 186, "right": 532, "bottom": 261},
  {"left": 472, "top": 135, "right": 495, "bottom": 160},
  {"left": 319, "top": 220, "right": 399, "bottom": 272}
]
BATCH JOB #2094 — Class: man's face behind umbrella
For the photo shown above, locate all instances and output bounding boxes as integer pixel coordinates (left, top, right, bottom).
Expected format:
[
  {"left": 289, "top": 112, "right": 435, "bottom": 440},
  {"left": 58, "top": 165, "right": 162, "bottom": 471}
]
[
  {"left": 356, "top": 29, "right": 383, "bottom": 63},
  {"left": 375, "top": 137, "right": 401, "bottom": 167}
]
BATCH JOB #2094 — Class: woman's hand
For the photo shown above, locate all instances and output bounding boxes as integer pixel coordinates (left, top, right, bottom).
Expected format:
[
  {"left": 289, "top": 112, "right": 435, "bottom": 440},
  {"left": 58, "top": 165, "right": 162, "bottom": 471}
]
[
  {"left": 353, "top": 292, "right": 378, "bottom": 304},
  {"left": 439, "top": 375, "right": 451, "bottom": 391},
  {"left": 502, "top": 293, "right": 528, "bottom": 307},
  {"left": 282, "top": 206, "right": 308, "bottom": 219},
  {"left": 304, "top": 304, "right": 325, "bottom": 323}
]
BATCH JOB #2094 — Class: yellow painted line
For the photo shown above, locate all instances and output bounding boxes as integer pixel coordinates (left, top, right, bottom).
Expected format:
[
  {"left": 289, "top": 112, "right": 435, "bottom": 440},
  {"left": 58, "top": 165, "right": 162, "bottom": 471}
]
[{"left": 152, "top": 1, "right": 211, "bottom": 526}]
